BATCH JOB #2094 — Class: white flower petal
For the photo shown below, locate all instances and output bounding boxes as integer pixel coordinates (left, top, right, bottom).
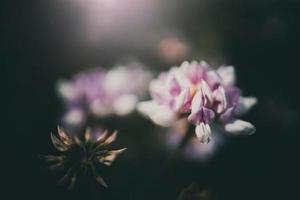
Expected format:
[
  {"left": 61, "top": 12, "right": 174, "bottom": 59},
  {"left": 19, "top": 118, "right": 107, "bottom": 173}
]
[
  {"left": 104, "top": 67, "right": 129, "bottom": 93},
  {"left": 113, "top": 94, "right": 138, "bottom": 116},
  {"left": 63, "top": 108, "right": 86, "bottom": 126},
  {"left": 103, "top": 65, "right": 152, "bottom": 96},
  {"left": 214, "top": 86, "right": 227, "bottom": 113},
  {"left": 195, "top": 123, "right": 211, "bottom": 144},
  {"left": 235, "top": 96, "right": 257, "bottom": 115},
  {"left": 149, "top": 79, "right": 164, "bottom": 94},
  {"left": 137, "top": 101, "right": 176, "bottom": 127},
  {"left": 201, "top": 80, "right": 213, "bottom": 103},
  {"left": 191, "top": 90, "right": 203, "bottom": 112},
  {"left": 175, "top": 72, "right": 190, "bottom": 88},
  {"left": 149, "top": 79, "right": 170, "bottom": 103},
  {"left": 174, "top": 88, "right": 189, "bottom": 111},
  {"left": 57, "top": 80, "right": 77, "bottom": 101},
  {"left": 199, "top": 60, "right": 210, "bottom": 69},
  {"left": 224, "top": 119, "right": 256, "bottom": 135},
  {"left": 206, "top": 70, "right": 222, "bottom": 88},
  {"left": 90, "top": 99, "right": 112, "bottom": 116},
  {"left": 217, "top": 65, "right": 236, "bottom": 86}
]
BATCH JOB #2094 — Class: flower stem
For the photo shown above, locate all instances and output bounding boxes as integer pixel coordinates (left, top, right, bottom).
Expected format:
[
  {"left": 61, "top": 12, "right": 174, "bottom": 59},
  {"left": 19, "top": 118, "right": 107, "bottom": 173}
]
[
  {"left": 160, "top": 124, "right": 195, "bottom": 175},
  {"left": 132, "top": 124, "right": 195, "bottom": 199}
]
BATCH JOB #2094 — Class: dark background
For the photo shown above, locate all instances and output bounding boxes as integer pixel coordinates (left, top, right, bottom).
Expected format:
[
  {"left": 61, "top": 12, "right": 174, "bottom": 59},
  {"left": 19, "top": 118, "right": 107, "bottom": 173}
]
[{"left": 3, "top": 0, "right": 300, "bottom": 199}]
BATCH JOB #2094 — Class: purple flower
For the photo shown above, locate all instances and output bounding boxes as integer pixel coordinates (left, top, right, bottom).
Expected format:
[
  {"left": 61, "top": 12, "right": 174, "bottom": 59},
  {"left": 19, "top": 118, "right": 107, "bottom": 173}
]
[
  {"left": 57, "top": 64, "right": 152, "bottom": 126},
  {"left": 138, "top": 61, "right": 257, "bottom": 143}
]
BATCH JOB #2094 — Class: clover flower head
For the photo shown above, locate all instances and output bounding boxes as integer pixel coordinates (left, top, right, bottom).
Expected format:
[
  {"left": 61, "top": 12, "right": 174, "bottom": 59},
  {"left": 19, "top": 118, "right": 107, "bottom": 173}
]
[
  {"left": 57, "top": 63, "right": 152, "bottom": 126},
  {"left": 43, "top": 126, "right": 126, "bottom": 189},
  {"left": 138, "top": 60, "right": 257, "bottom": 143}
]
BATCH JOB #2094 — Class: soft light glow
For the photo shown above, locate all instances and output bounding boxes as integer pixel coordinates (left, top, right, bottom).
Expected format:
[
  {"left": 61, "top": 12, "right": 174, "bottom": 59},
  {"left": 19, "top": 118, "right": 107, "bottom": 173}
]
[{"left": 67, "top": 0, "right": 165, "bottom": 44}]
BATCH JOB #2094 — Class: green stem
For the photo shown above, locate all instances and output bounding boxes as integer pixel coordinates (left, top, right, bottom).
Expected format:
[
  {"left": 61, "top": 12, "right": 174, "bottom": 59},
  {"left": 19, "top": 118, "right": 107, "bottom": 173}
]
[{"left": 160, "top": 124, "right": 195, "bottom": 175}]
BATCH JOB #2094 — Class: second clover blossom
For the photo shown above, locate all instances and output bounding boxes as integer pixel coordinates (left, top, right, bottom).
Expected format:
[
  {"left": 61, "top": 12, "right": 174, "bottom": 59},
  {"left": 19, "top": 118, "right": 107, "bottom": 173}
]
[
  {"left": 138, "top": 61, "right": 257, "bottom": 143},
  {"left": 57, "top": 63, "right": 152, "bottom": 127}
]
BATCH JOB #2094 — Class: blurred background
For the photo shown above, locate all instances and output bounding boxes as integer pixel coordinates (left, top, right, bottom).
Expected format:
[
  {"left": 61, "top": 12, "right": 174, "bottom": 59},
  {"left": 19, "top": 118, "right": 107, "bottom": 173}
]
[{"left": 3, "top": 0, "right": 300, "bottom": 199}]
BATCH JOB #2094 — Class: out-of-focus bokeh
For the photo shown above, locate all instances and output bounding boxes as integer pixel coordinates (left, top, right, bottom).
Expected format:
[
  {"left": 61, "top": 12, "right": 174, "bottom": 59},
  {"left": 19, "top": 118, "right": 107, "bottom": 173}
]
[{"left": 4, "top": 0, "right": 300, "bottom": 200}]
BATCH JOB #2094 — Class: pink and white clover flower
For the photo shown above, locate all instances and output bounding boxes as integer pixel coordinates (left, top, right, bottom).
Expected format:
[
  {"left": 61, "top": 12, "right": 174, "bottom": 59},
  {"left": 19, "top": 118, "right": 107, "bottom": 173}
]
[{"left": 138, "top": 61, "right": 257, "bottom": 143}]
